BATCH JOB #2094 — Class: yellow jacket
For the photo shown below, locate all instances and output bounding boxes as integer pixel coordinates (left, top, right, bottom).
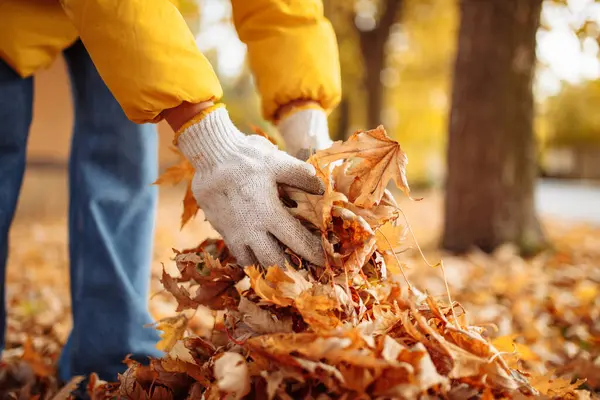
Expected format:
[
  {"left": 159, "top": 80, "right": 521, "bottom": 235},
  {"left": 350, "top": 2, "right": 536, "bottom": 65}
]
[{"left": 0, "top": 0, "right": 341, "bottom": 124}]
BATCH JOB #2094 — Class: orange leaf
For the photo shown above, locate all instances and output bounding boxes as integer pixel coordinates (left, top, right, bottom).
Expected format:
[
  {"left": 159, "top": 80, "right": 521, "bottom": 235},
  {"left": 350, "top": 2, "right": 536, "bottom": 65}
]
[
  {"left": 251, "top": 125, "right": 278, "bottom": 145},
  {"left": 21, "top": 337, "right": 54, "bottom": 377},
  {"left": 314, "top": 126, "right": 410, "bottom": 208},
  {"left": 154, "top": 148, "right": 195, "bottom": 186},
  {"left": 181, "top": 181, "right": 200, "bottom": 229}
]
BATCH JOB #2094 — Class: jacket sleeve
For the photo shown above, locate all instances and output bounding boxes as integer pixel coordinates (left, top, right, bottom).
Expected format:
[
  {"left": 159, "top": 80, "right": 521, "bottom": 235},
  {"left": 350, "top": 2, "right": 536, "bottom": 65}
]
[
  {"left": 231, "top": 0, "right": 342, "bottom": 122},
  {"left": 60, "top": 0, "right": 223, "bottom": 124}
]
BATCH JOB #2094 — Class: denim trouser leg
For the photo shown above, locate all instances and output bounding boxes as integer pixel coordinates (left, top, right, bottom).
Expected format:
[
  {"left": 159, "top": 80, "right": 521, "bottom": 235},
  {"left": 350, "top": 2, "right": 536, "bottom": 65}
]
[
  {"left": 58, "top": 41, "right": 162, "bottom": 381},
  {"left": 0, "top": 60, "right": 33, "bottom": 350}
]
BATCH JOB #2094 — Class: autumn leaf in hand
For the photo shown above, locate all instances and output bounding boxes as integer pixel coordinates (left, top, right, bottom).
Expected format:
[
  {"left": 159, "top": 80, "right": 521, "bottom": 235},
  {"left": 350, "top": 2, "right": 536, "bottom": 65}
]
[
  {"left": 314, "top": 126, "right": 410, "bottom": 208},
  {"left": 154, "top": 147, "right": 195, "bottom": 186},
  {"left": 154, "top": 147, "right": 199, "bottom": 228},
  {"left": 281, "top": 185, "right": 347, "bottom": 231}
]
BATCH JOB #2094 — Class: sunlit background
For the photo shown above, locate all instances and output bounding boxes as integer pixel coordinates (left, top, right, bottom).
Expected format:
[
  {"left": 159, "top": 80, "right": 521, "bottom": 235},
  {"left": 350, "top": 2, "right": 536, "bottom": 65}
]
[
  {"left": 178, "top": 0, "right": 600, "bottom": 187},
  {"left": 4, "top": 1, "right": 600, "bottom": 395}
]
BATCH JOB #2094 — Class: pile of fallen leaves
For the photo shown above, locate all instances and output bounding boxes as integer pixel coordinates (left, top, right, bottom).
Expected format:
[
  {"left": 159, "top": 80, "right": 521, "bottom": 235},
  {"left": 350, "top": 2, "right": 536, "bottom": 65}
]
[{"left": 81, "top": 126, "right": 588, "bottom": 399}]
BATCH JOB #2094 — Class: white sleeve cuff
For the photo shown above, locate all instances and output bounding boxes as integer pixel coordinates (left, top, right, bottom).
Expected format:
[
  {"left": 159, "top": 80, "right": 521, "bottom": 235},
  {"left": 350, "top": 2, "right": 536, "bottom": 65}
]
[
  {"left": 277, "top": 109, "right": 332, "bottom": 158},
  {"left": 177, "top": 107, "right": 246, "bottom": 171}
]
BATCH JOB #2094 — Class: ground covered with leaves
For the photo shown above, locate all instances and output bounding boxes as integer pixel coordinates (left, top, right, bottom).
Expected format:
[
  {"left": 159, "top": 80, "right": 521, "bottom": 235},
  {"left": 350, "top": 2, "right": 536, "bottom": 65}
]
[{"left": 2, "top": 129, "right": 599, "bottom": 399}]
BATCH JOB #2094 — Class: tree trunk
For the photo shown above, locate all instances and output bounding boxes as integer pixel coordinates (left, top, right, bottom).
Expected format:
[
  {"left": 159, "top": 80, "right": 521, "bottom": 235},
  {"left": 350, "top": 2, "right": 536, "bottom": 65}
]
[
  {"left": 358, "top": 0, "right": 402, "bottom": 129},
  {"left": 442, "top": 0, "right": 546, "bottom": 255},
  {"left": 333, "top": 96, "right": 350, "bottom": 141}
]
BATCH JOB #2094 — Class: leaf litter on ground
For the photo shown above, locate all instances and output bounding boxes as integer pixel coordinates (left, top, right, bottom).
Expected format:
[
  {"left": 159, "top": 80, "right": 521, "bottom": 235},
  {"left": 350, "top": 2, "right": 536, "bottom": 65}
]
[{"left": 2, "top": 126, "right": 599, "bottom": 399}]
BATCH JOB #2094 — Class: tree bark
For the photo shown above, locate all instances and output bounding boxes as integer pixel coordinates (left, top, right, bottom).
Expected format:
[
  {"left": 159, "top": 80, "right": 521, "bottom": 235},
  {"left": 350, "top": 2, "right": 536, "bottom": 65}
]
[
  {"left": 357, "top": 0, "right": 402, "bottom": 129},
  {"left": 442, "top": 0, "right": 546, "bottom": 254}
]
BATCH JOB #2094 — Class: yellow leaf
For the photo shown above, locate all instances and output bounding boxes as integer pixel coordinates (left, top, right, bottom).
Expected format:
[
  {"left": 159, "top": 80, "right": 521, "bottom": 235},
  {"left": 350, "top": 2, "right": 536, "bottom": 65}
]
[
  {"left": 574, "top": 280, "right": 598, "bottom": 304},
  {"left": 491, "top": 334, "right": 539, "bottom": 362},
  {"left": 154, "top": 314, "right": 188, "bottom": 352},
  {"left": 528, "top": 371, "right": 586, "bottom": 396}
]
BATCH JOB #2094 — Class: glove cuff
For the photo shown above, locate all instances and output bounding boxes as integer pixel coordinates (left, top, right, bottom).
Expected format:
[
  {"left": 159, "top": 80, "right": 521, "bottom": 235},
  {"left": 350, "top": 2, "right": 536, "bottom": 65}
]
[
  {"left": 277, "top": 108, "right": 332, "bottom": 159},
  {"left": 178, "top": 107, "right": 246, "bottom": 171}
]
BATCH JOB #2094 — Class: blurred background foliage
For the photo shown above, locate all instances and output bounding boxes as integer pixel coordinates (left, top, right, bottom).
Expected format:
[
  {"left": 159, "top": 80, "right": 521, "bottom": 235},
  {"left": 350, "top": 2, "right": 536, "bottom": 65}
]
[{"left": 185, "top": 0, "right": 600, "bottom": 185}]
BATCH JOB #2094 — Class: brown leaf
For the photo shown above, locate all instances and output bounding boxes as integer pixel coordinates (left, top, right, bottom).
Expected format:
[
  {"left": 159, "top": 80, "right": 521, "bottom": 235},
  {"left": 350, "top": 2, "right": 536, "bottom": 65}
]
[
  {"left": 186, "top": 383, "right": 205, "bottom": 400},
  {"left": 169, "top": 253, "right": 243, "bottom": 310},
  {"left": 118, "top": 367, "right": 146, "bottom": 399},
  {"left": 160, "top": 269, "right": 201, "bottom": 312},
  {"left": 157, "top": 358, "right": 208, "bottom": 386},
  {"left": 238, "top": 297, "right": 294, "bottom": 334},
  {"left": 314, "top": 126, "right": 410, "bottom": 208},
  {"left": 50, "top": 376, "right": 84, "bottom": 400},
  {"left": 149, "top": 386, "right": 174, "bottom": 400}
]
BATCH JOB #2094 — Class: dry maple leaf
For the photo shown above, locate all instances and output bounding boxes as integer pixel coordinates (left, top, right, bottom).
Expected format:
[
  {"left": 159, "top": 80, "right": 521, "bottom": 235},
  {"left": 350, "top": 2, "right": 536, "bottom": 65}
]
[
  {"left": 294, "top": 291, "right": 341, "bottom": 332},
  {"left": 153, "top": 147, "right": 195, "bottom": 186},
  {"left": 153, "top": 148, "right": 199, "bottom": 228},
  {"left": 160, "top": 269, "right": 201, "bottom": 312},
  {"left": 238, "top": 297, "right": 293, "bottom": 334},
  {"left": 154, "top": 314, "right": 189, "bottom": 352},
  {"left": 172, "top": 252, "right": 244, "bottom": 310},
  {"left": 181, "top": 181, "right": 200, "bottom": 229},
  {"left": 314, "top": 126, "right": 410, "bottom": 208},
  {"left": 245, "top": 265, "right": 312, "bottom": 307},
  {"left": 50, "top": 376, "right": 84, "bottom": 400},
  {"left": 282, "top": 186, "right": 347, "bottom": 230},
  {"left": 528, "top": 371, "right": 586, "bottom": 396}
]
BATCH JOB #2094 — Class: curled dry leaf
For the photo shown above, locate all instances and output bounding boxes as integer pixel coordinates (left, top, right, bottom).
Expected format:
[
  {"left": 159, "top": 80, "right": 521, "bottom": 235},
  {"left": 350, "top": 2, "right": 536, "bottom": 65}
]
[
  {"left": 100, "top": 124, "right": 588, "bottom": 400},
  {"left": 314, "top": 126, "right": 410, "bottom": 208},
  {"left": 245, "top": 265, "right": 311, "bottom": 307},
  {"left": 213, "top": 352, "right": 250, "bottom": 400},
  {"left": 238, "top": 297, "right": 293, "bottom": 334},
  {"left": 181, "top": 181, "right": 200, "bottom": 229},
  {"left": 153, "top": 148, "right": 198, "bottom": 228},
  {"left": 294, "top": 291, "right": 342, "bottom": 333}
]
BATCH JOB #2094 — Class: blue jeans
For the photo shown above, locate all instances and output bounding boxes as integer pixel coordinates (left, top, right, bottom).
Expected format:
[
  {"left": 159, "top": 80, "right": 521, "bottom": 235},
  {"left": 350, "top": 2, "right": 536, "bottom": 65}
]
[{"left": 0, "top": 40, "right": 161, "bottom": 381}]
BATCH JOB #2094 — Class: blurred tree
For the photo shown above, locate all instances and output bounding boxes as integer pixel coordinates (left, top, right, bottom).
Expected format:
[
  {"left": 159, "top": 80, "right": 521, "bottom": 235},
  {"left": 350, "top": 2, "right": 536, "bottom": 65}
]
[
  {"left": 356, "top": 0, "right": 403, "bottom": 129},
  {"left": 443, "top": 0, "right": 547, "bottom": 254},
  {"left": 325, "top": 0, "right": 403, "bottom": 138},
  {"left": 546, "top": 79, "right": 600, "bottom": 147},
  {"left": 386, "top": 0, "right": 458, "bottom": 186}
]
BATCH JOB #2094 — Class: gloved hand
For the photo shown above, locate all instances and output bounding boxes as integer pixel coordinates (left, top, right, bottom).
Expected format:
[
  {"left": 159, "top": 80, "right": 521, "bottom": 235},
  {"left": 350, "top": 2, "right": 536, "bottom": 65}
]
[
  {"left": 277, "top": 106, "right": 332, "bottom": 160},
  {"left": 177, "top": 106, "right": 325, "bottom": 268}
]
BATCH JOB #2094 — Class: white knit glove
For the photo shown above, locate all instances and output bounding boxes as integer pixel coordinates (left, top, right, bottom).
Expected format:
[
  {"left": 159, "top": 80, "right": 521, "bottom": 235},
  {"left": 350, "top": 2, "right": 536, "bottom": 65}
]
[
  {"left": 177, "top": 107, "right": 325, "bottom": 268},
  {"left": 277, "top": 108, "right": 332, "bottom": 160}
]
